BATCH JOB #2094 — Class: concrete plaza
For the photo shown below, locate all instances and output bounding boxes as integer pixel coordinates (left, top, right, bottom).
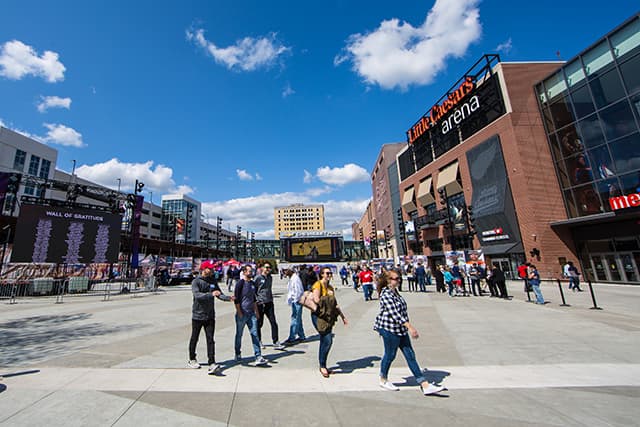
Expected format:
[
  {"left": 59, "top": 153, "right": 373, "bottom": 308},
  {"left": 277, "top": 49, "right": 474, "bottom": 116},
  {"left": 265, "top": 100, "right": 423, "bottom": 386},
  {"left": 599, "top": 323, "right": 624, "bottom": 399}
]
[{"left": 1, "top": 277, "right": 639, "bottom": 426}]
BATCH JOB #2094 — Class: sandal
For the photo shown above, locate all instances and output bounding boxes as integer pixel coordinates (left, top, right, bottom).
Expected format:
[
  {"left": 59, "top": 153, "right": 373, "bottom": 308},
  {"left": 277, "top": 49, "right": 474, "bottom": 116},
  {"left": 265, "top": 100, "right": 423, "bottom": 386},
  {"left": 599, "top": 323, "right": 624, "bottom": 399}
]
[{"left": 319, "top": 368, "right": 330, "bottom": 378}]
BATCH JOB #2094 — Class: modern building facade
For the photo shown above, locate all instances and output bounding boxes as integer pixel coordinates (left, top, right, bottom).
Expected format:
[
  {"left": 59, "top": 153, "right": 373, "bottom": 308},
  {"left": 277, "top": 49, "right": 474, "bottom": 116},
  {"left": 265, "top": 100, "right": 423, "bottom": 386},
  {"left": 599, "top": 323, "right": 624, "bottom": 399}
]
[
  {"left": 161, "top": 194, "right": 201, "bottom": 243},
  {"left": 536, "top": 14, "right": 640, "bottom": 283},
  {"left": 352, "top": 200, "right": 375, "bottom": 253},
  {"left": 274, "top": 203, "right": 324, "bottom": 239},
  {"left": 399, "top": 55, "right": 573, "bottom": 279}
]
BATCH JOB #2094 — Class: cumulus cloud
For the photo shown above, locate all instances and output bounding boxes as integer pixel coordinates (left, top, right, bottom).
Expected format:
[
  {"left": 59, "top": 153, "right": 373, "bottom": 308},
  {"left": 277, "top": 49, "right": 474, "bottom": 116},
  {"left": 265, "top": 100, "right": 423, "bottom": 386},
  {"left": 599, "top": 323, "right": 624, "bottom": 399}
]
[
  {"left": 335, "top": 0, "right": 481, "bottom": 90},
  {"left": 236, "top": 169, "right": 262, "bottom": 181},
  {"left": 76, "top": 158, "right": 194, "bottom": 195},
  {"left": 202, "top": 191, "right": 370, "bottom": 239},
  {"left": 0, "top": 40, "right": 66, "bottom": 82},
  {"left": 42, "top": 123, "right": 84, "bottom": 147},
  {"left": 186, "top": 27, "right": 290, "bottom": 72},
  {"left": 37, "top": 95, "right": 71, "bottom": 112},
  {"left": 316, "top": 163, "right": 369, "bottom": 186},
  {"left": 495, "top": 37, "right": 513, "bottom": 54}
]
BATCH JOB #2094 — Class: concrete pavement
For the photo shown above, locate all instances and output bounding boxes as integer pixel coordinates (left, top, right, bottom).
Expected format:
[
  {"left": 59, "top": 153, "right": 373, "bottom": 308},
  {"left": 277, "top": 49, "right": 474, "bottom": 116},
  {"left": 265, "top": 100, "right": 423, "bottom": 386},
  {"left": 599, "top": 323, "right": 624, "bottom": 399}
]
[{"left": 1, "top": 278, "right": 639, "bottom": 426}]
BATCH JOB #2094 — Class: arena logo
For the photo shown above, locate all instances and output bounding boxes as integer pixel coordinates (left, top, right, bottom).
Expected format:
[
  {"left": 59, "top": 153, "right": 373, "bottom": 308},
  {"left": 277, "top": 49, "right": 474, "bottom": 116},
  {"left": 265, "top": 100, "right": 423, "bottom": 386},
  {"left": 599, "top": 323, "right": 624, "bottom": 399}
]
[
  {"left": 441, "top": 95, "right": 480, "bottom": 135},
  {"left": 609, "top": 193, "right": 640, "bottom": 210},
  {"left": 408, "top": 77, "right": 475, "bottom": 143}
]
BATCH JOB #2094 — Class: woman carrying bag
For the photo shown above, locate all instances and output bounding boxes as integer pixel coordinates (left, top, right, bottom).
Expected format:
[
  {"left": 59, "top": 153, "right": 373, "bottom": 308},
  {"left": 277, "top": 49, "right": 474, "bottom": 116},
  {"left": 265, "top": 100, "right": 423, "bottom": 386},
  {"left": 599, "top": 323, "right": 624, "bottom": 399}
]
[{"left": 374, "top": 271, "right": 446, "bottom": 395}]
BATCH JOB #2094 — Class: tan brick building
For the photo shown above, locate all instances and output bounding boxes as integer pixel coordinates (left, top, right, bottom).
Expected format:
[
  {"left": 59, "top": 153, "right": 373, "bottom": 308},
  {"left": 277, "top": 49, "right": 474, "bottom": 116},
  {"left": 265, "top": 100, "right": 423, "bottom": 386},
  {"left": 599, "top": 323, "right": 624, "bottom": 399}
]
[{"left": 274, "top": 203, "right": 324, "bottom": 240}]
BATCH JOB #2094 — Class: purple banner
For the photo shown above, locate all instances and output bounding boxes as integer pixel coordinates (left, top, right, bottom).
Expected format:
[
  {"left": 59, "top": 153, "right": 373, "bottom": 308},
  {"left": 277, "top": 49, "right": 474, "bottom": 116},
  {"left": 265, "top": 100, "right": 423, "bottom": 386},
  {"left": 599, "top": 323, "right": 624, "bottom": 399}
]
[
  {"left": 130, "top": 195, "right": 144, "bottom": 269},
  {"left": 0, "top": 172, "right": 9, "bottom": 211}
]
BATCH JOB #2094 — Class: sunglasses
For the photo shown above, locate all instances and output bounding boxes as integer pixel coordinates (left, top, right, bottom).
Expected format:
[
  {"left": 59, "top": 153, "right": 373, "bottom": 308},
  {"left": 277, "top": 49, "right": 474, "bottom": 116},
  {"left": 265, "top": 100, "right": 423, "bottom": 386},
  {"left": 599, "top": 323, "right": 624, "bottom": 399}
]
[
  {"left": 389, "top": 276, "right": 400, "bottom": 281},
  {"left": 323, "top": 271, "right": 333, "bottom": 276}
]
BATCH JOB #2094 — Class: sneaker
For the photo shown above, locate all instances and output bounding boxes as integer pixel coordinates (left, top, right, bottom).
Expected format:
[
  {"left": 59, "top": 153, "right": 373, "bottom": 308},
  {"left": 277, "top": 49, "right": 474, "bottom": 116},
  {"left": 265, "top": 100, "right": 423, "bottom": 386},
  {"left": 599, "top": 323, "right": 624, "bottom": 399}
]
[
  {"left": 235, "top": 354, "right": 242, "bottom": 362},
  {"left": 187, "top": 359, "right": 200, "bottom": 369},
  {"left": 282, "top": 339, "right": 296, "bottom": 346},
  {"left": 207, "top": 363, "right": 220, "bottom": 375},
  {"left": 421, "top": 383, "right": 446, "bottom": 395},
  {"left": 260, "top": 341, "right": 266, "bottom": 349},
  {"left": 273, "top": 342, "right": 285, "bottom": 350},
  {"left": 255, "top": 356, "right": 269, "bottom": 366},
  {"left": 379, "top": 381, "right": 399, "bottom": 391}
]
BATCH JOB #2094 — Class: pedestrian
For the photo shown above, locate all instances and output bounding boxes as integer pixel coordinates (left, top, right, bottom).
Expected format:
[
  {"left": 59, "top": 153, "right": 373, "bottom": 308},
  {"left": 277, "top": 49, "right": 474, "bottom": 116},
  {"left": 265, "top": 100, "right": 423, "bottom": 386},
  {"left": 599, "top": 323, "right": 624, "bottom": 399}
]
[
  {"left": 469, "top": 263, "right": 482, "bottom": 296},
  {"left": 406, "top": 263, "right": 415, "bottom": 292},
  {"left": 415, "top": 262, "right": 427, "bottom": 292},
  {"left": 234, "top": 265, "right": 269, "bottom": 365},
  {"left": 283, "top": 268, "right": 306, "bottom": 345},
  {"left": 564, "top": 261, "right": 584, "bottom": 292},
  {"left": 528, "top": 264, "right": 545, "bottom": 305},
  {"left": 311, "top": 267, "right": 348, "bottom": 378},
  {"left": 374, "top": 271, "right": 446, "bottom": 395},
  {"left": 254, "top": 263, "right": 284, "bottom": 350},
  {"left": 434, "top": 265, "right": 445, "bottom": 293},
  {"left": 491, "top": 263, "right": 509, "bottom": 299},
  {"left": 188, "top": 267, "right": 234, "bottom": 375},
  {"left": 517, "top": 262, "right": 530, "bottom": 294},
  {"left": 340, "top": 265, "right": 349, "bottom": 286},
  {"left": 443, "top": 265, "right": 455, "bottom": 297},
  {"left": 358, "top": 264, "right": 375, "bottom": 301}
]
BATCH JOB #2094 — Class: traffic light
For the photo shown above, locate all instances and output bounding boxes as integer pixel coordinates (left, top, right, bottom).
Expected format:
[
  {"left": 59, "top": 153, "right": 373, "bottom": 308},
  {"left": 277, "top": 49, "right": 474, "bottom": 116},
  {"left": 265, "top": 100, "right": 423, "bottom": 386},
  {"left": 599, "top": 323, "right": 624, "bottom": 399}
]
[
  {"left": 66, "top": 184, "right": 79, "bottom": 203},
  {"left": 466, "top": 204, "right": 477, "bottom": 236},
  {"left": 7, "top": 173, "right": 21, "bottom": 194},
  {"left": 438, "top": 188, "right": 447, "bottom": 206},
  {"left": 251, "top": 231, "right": 255, "bottom": 242},
  {"left": 134, "top": 179, "right": 144, "bottom": 194},
  {"left": 216, "top": 217, "right": 222, "bottom": 235},
  {"left": 236, "top": 225, "right": 242, "bottom": 240}
]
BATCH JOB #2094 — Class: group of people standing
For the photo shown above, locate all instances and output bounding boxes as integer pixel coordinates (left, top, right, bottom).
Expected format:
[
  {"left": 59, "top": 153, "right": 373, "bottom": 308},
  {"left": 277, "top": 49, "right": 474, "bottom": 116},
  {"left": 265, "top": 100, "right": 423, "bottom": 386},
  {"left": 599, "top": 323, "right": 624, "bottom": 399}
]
[{"left": 188, "top": 262, "right": 446, "bottom": 395}]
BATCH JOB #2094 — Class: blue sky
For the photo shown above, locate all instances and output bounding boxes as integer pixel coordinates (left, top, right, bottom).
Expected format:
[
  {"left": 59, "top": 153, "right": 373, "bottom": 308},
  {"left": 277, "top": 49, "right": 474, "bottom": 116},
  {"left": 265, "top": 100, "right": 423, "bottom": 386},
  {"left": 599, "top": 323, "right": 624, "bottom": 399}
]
[{"left": 0, "top": 0, "right": 636, "bottom": 238}]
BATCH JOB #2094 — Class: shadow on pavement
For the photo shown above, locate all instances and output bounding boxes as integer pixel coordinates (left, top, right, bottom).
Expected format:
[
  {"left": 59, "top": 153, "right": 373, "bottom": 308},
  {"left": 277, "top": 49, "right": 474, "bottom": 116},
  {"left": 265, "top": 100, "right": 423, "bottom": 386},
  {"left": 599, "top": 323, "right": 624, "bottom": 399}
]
[
  {"left": 0, "top": 314, "right": 139, "bottom": 365},
  {"left": 399, "top": 369, "right": 451, "bottom": 386},
  {"left": 332, "top": 355, "right": 381, "bottom": 374}
]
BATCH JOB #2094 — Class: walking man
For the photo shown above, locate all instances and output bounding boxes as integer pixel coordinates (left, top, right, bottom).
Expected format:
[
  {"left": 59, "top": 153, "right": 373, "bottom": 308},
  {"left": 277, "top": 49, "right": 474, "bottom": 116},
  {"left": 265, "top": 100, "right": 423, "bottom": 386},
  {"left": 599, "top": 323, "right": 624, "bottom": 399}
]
[
  {"left": 415, "top": 262, "right": 427, "bottom": 292},
  {"left": 358, "top": 264, "right": 375, "bottom": 301},
  {"left": 188, "top": 267, "right": 234, "bottom": 374},
  {"left": 234, "top": 265, "right": 269, "bottom": 365},
  {"left": 283, "top": 268, "right": 306, "bottom": 345},
  {"left": 255, "top": 263, "right": 284, "bottom": 350}
]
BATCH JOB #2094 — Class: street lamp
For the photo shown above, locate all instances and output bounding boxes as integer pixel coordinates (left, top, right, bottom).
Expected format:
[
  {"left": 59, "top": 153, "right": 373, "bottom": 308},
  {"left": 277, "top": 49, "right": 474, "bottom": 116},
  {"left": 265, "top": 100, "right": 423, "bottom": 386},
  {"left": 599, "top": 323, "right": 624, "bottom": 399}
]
[{"left": 116, "top": 178, "right": 121, "bottom": 193}]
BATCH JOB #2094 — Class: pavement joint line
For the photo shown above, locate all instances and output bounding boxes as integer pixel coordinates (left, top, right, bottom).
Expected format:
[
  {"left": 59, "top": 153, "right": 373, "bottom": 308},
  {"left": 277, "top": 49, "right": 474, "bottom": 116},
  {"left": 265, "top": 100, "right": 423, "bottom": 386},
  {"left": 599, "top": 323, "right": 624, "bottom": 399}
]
[
  {"left": 225, "top": 364, "right": 241, "bottom": 427},
  {"left": 110, "top": 368, "right": 166, "bottom": 427}
]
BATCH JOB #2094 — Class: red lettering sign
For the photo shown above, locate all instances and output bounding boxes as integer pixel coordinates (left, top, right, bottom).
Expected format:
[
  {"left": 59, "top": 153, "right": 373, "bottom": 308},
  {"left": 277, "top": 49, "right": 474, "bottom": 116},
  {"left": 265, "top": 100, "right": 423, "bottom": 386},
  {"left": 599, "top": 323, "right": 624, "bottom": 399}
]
[
  {"left": 407, "top": 77, "right": 475, "bottom": 144},
  {"left": 609, "top": 193, "right": 640, "bottom": 211}
]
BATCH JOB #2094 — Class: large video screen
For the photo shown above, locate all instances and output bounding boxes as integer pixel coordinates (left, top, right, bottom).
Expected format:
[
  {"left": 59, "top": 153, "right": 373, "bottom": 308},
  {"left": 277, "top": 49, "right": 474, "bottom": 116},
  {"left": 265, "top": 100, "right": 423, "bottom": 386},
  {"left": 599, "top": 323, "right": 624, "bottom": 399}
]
[
  {"left": 11, "top": 204, "right": 122, "bottom": 264},
  {"left": 283, "top": 237, "right": 342, "bottom": 262}
]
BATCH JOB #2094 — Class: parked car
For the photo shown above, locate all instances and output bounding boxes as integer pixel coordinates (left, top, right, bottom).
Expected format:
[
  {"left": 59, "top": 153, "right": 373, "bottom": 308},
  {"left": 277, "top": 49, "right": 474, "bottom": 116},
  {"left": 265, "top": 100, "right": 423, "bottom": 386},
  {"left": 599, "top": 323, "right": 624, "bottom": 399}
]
[{"left": 169, "top": 269, "right": 194, "bottom": 285}]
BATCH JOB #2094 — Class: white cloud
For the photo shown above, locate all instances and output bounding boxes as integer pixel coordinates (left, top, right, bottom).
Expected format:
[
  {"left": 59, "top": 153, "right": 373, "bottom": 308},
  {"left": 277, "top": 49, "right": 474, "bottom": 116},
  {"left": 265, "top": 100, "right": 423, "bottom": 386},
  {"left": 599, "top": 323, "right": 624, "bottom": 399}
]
[
  {"left": 186, "top": 27, "right": 290, "bottom": 72},
  {"left": 202, "top": 191, "right": 369, "bottom": 239},
  {"left": 303, "top": 169, "right": 313, "bottom": 184},
  {"left": 495, "top": 37, "right": 513, "bottom": 54},
  {"left": 37, "top": 95, "right": 71, "bottom": 113},
  {"left": 282, "top": 83, "right": 295, "bottom": 98},
  {"left": 42, "top": 123, "right": 84, "bottom": 147},
  {"left": 316, "top": 163, "right": 369, "bottom": 186},
  {"left": 0, "top": 40, "right": 66, "bottom": 82},
  {"left": 75, "top": 158, "right": 193, "bottom": 195},
  {"left": 335, "top": 0, "right": 481, "bottom": 90},
  {"left": 255, "top": 173, "right": 263, "bottom": 181},
  {"left": 236, "top": 169, "right": 254, "bottom": 181}
]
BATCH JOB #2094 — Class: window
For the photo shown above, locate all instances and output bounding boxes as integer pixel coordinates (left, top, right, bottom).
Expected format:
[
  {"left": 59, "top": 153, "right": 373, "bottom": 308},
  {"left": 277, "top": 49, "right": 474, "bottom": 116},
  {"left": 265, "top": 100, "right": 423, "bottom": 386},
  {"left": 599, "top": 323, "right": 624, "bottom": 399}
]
[
  {"left": 573, "top": 183, "right": 603, "bottom": 215},
  {"left": 39, "top": 159, "right": 51, "bottom": 179},
  {"left": 610, "top": 133, "right": 640, "bottom": 175},
  {"left": 620, "top": 53, "right": 640, "bottom": 95},
  {"left": 611, "top": 18, "right": 640, "bottom": 59},
  {"left": 565, "top": 59, "right": 586, "bottom": 88},
  {"left": 599, "top": 100, "right": 637, "bottom": 141},
  {"left": 596, "top": 178, "right": 622, "bottom": 212},
  {"left": 544, "top": 72, "right": 567, "bottom": 101},
  {"left": 577, "top": 114, "right": 606, "bottom": 148},
  {"left": 556, "top": 159, "right": 572, "bottom": 189},
  {"left": 557, "top": 125, "right": 583, "bottom": 158},
  {"left": 549, "top": 95, "right": 575, "bottom": 129},
  {"left": 588, "top": 145, "right": 616, "bottom": 180},
  {"left": 565, "top": 152, "right": 594, "bottom": 186},
  {"left": 13, "top": 149, "right": 26, "bottom": 171},
  {"left": 619, "top": 171, "right": 640, "bottom": 195},
  {"left": 564, "top": 189, "right": 579, "bottom": 218},
  {"left": 589, "top": 68, "right": 626, "bottom": 109},
  {"left": 570, "top": 85, "right": 595, "bottom": 119},
  {"left": 583, "top": 40, "right": 614, "bottom": 76},
  {"left": 28, "top": 155, "right": 40, "bottom": 176}
]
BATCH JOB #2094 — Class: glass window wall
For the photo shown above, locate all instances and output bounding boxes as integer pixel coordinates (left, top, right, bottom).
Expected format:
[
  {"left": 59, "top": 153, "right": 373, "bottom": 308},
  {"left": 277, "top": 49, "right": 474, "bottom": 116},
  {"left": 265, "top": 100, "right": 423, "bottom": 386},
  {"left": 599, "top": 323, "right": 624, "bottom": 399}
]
[
  {"left": 583, "top": 40, "right": 614, "bottom": 76},
  {"left": 589, "top": 68, "right": 626, "bottom": 109},
  {"left": 599, "top": 100, "right": 637, "bottom": 140},
  {"left": 611, "top": 18, "right": 640, "bottom": 59},
  {"left": 620, "top": 53, "right": 640, "bottom": 95},
  {"left": 570, "top": 84, "right": 595, "bottom": 118}
]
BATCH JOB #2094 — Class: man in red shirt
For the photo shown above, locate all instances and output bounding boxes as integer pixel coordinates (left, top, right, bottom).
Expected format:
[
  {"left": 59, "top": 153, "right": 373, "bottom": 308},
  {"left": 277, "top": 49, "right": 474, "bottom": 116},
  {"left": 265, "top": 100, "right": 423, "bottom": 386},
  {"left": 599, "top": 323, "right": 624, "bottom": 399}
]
[{"left": 358, "top": 265, "right": 375, "bottom": 301}]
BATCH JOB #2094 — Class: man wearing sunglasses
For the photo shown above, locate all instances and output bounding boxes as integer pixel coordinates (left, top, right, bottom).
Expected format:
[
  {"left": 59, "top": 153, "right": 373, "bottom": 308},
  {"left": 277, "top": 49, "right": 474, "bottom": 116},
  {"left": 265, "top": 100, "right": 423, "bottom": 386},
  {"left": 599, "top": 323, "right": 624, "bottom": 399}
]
[{"left": 255, "top": 263, "right": 284, "bottom": 350}]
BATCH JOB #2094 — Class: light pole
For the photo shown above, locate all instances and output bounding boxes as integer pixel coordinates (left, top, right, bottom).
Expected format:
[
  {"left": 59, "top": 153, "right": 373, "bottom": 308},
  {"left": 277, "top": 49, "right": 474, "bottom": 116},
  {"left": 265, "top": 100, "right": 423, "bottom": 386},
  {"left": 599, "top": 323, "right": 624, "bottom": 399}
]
[{"left": 116, "top": 178, "right": 121, "bottom": 193}]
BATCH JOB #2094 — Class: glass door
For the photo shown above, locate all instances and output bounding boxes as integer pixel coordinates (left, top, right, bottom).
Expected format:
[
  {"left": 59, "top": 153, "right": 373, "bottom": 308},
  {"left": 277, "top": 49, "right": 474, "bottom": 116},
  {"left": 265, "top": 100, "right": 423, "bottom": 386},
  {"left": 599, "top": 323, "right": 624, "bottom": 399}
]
[
  {"left": 590, "top": 253, "right": 639, "bottom": 282},
  {"left": 591, "top": 255, "right": 608, "bottom": 281},
  {"left": 493, "top": 258, "right": 513, "bottom": 279},
  {"left": 604, "top": 254, "right": 622, "bottom": 281},
  {"left": 620, "top": 253, "right": 639, "bottom": 282}
]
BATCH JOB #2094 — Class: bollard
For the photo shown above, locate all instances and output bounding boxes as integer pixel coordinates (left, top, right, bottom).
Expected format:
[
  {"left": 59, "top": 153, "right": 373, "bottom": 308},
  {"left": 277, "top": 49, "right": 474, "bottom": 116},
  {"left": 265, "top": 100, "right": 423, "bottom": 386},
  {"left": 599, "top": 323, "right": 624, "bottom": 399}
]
[
  {"left": 556, "top": 279, "right": 570, "bottom": 307},
  {"left": 103, "top": 282, "right": 111, "bottom": 302},
  {"left": 9, "top": 283, "right": 17, "bottom": 304},
  {"left": 56, "top": 279, "right": 66, "bottom": 304},
  {"left": 588, "top": 280, "right": 603, "bottom": 310},
  {"left": 525, "top": 280, "right": 532, "bottom": 302}
]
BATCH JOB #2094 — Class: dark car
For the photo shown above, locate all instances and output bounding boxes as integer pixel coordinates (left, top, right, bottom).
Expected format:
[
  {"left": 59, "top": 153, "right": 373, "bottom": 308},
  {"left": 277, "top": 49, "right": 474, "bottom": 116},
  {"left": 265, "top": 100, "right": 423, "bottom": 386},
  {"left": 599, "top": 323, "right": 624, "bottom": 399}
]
[{"left": 168, "top": 269, "right": 194, "bottom": 286}]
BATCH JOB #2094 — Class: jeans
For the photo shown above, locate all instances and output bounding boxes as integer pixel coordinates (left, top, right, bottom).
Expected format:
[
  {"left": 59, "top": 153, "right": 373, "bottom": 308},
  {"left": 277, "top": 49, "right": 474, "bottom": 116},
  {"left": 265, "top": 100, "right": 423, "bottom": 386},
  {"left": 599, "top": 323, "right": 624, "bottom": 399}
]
[
  {"left": 569, "top": 277, "right": 580, "bottom": 290},
  {"left": 378, "top": 328, "right": 426, "bottom": 384},
  {"left": 311, "top": 313, "right": 333, "bottom": 369},
  {"left": 417, "top": 276, "right": 426, "bottom": 292},
  {"left": 235, "top": 312, "right": 262, "bottom": 357},
  {"left": 471, "top": 278, "right": 481, "bottom": 295},
  {"left": 363, "top": 283, "right": 373, "bottom": 300},
  {"left": 447, "top": 281, "right": 455, "bottom": 296},
  {"left": 531, "top": 283, "right": 545, "bottom": 304},
  {"left": 257, "top": 301, "right": 279, "bottom": 344},
  {"left": 287, "top": 302, "right": 306, "bottom": 341},
  {"left": 189, "top": 318, "right": 216, "bottom": 365}
]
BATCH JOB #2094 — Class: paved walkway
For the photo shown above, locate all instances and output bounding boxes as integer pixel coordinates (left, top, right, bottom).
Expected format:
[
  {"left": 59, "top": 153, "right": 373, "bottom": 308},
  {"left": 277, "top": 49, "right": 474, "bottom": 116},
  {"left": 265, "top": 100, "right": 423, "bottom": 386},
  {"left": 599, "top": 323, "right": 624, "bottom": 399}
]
[{"left": 1, "top": 279, "right": 639, "bottom": 426}]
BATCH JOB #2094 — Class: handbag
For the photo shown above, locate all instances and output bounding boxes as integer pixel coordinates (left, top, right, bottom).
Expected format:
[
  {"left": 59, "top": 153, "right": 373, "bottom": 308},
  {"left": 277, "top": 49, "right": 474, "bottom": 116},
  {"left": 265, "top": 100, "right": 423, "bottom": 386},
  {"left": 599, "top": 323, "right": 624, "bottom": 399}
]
[{"left": 298, "top": 290, "right": 318, "bottom": 312}]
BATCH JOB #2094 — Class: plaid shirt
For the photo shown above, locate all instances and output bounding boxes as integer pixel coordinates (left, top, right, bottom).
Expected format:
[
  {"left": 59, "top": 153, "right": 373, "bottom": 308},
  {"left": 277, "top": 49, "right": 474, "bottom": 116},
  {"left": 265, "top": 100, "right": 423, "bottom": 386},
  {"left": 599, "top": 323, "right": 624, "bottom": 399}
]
[{"left": 374, "top": 287, "right": 409, "bottom": 336}]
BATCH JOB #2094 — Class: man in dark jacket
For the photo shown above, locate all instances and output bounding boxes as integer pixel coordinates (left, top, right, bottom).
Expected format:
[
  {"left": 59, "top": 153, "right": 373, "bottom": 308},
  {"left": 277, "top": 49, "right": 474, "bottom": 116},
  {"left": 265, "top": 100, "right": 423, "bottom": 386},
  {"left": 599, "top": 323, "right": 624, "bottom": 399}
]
[
  {"left": 255, "top": 263, "right": 284, "bottom": 350},
  {"left": 188, "top": 268, "right": 233, "bottom": 374}
]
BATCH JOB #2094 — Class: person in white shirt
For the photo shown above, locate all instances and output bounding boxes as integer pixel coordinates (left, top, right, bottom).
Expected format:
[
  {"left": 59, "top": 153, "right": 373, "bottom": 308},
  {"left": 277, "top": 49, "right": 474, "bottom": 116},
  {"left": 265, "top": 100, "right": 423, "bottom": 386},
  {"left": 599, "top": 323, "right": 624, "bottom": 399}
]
[{"left": 283, "top": 268, "right": 306, "bottom": 345}]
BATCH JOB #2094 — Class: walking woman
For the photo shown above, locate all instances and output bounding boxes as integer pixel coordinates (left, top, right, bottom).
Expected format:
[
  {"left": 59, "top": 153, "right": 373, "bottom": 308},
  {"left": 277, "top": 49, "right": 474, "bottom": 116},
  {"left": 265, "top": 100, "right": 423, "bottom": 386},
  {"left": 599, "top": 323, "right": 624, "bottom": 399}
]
[
  {"left": 374, "top": 271, "right": 446, "bottom": 395},
  {"left": 311, "top": 267, "right": 348, "bottom": 377}
]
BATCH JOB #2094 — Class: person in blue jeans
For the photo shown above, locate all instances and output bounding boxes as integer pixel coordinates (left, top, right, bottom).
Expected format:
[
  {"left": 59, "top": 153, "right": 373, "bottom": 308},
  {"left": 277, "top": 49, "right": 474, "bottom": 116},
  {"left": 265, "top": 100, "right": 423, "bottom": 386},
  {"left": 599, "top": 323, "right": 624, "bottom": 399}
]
[
  {"left": 374, "top": 271, "right": 446, "bottom": 395},
  {"left": 415, "top": 263, "right": 427, "bottom": 292},
  {"left": 234, "top": 265, "right": 268, "bottom": 366},
  {"left": 311, "top": 267, "right": 348, "bottom": 378},
  {"left": 528, "top": 264, "right": 545, "bottom": 304}
]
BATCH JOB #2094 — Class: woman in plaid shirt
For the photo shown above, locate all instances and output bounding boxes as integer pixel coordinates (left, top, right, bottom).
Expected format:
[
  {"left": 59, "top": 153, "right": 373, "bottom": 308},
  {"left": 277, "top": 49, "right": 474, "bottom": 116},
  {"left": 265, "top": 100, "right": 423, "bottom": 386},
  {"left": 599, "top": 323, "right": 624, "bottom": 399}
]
[{"left": 374, "top": 271, "right": 446, "bottom": 395}]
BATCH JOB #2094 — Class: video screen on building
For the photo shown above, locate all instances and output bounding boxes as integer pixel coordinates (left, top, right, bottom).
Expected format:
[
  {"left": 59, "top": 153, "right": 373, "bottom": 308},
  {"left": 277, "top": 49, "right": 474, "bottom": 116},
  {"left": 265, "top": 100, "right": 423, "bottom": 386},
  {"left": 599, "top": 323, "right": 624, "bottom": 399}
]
[
  {"left": 11, "top": 204, "right": 122, "bottom": 264},
  {"left": 282, "top": 237, "right": 342, "bottom": 262}
]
